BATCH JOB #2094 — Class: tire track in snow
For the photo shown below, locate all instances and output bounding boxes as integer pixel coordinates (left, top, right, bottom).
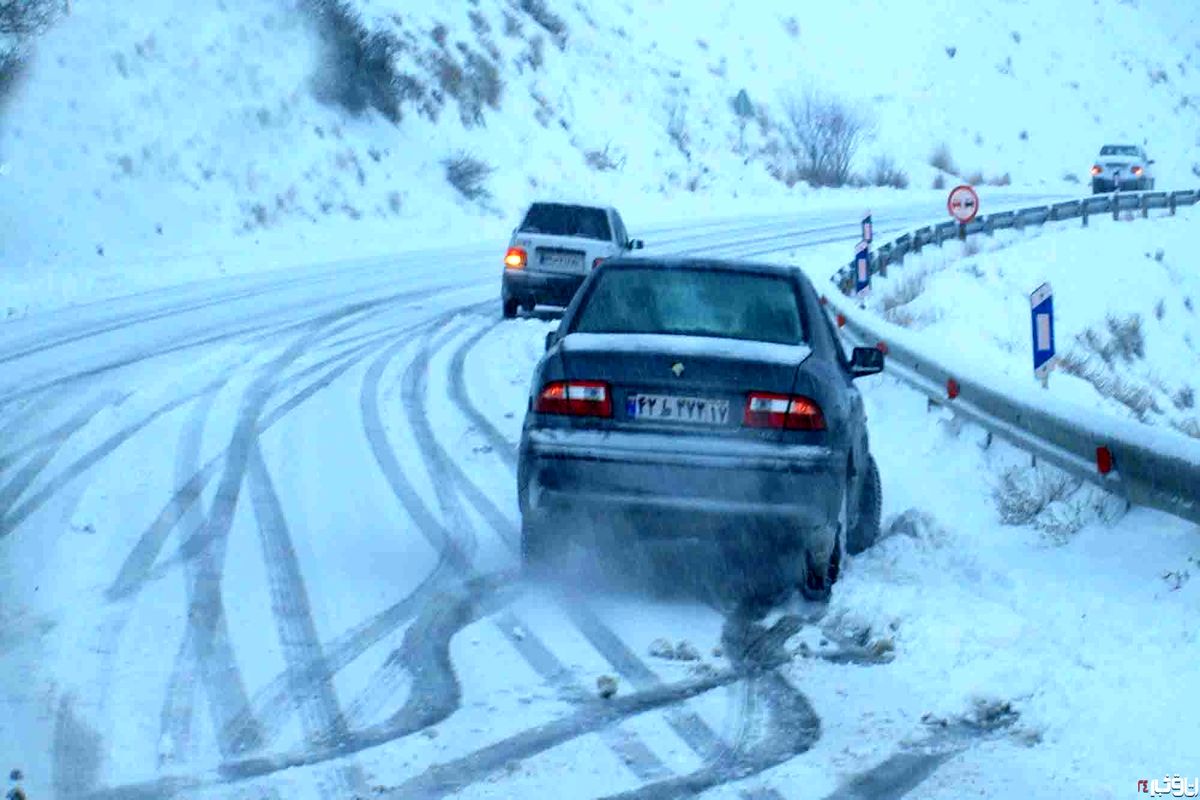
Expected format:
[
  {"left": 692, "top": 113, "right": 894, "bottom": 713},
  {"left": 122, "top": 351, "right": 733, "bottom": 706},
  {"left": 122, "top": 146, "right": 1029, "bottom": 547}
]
[
  {"left": 0, "top": 380, "right": 221, "bottom": 539},
  {"left": 0, "top": 391, "right": 123, "bottom": 518},
  {"left": 245, "top": 440, "right": 368, "bottom": 797},
  {"left": 161, "top": 303, "right": 391, "bottom": 760},
  {"left": 105, "top": 317, "right": 423, "bottom": 604}
]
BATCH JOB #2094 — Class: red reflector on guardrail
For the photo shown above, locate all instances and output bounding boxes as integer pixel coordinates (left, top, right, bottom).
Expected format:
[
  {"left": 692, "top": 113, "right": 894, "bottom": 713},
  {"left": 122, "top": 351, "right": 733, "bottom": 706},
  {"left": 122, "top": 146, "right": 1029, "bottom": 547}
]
[
  {"left": 836, "top": 313, "right": 846, "bottom": 328},
  {"left": 946, "top": 378, "right": 960, "bottom": 399},
  {"left": 1096, "top": 446, "right": 1114, "bottom": 475},
  {"left": 876, "top": 341, "right": 889, "bottom": 354}
]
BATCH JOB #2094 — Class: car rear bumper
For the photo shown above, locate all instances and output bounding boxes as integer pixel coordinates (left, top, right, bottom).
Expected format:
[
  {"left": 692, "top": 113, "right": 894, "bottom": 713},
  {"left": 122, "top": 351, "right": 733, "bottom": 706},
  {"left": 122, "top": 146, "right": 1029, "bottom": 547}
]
[
  {"left": 502, "top": 269, "right": 585, "bottom": 308},
  {"left": 1092, "top": 177, "right": 1145, "bottom": 192},
  {"left": 519, "top": 428, "right": 843, "bottom": 544}
]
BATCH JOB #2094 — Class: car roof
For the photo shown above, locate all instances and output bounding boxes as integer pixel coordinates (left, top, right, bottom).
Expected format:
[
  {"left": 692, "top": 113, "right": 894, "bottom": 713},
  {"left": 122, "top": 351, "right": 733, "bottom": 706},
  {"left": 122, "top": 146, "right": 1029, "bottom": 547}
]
[
  {"left": 598, "top": 256, "right": 804, "bottom": 281},
  {"left": 525, "top": 200, "right": 617, "bottom": 213}
]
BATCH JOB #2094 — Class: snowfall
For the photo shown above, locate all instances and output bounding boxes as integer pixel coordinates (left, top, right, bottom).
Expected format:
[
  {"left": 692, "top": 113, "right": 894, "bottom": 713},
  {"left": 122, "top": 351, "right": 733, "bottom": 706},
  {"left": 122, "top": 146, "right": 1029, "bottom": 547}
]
[{"left": 2, "top": 0, "right": 1200, "bottom": 799}]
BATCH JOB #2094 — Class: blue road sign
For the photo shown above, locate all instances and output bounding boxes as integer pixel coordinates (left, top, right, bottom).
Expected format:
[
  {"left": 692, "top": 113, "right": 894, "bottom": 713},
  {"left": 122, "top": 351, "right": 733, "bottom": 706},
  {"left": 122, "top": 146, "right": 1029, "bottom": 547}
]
[
  {"left": 862, "top": 212, "right": 873, "bottom": 244},
  {"left": 855, "top": 239, "right": 870, "bottom": 295},
  {"left": 1030, "top": 282, "right": 1055, "bottom": 377}
]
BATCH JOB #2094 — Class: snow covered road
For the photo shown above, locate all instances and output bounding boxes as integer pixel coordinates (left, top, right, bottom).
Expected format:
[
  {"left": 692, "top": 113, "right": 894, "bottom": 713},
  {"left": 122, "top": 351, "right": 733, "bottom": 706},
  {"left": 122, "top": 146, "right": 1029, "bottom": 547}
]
[{"left": 5, "top": 195, "right": 1197, "bottom": 800}]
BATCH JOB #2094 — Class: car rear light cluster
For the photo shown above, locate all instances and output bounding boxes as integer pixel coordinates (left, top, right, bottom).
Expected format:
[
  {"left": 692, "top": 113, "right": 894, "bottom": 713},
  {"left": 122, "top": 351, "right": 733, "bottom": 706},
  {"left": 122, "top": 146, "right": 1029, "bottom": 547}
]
[
  {"left": 1131, "top": 166, "right": 1144, "bottom": 176},
  {"left": 743, "top": 393, "right": 826, "bottom": 430},
  {"left": 1090, "top": 165, "right": 1102, "bottom": 176},
  {"left": 504, "top": 247, "right": 527, "bottom": 270},
  {"left": 535, "top": 381, "right": 612, "bottom": 417},
  {"left": 592, "top": 257, "right": 604, "bottom": 269}
]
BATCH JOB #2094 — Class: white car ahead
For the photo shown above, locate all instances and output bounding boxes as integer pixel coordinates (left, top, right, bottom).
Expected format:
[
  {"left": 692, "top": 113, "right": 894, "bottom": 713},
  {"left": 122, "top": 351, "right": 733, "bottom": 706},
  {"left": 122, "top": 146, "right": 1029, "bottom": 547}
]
[
  {"left": 501, "top": 201, "right": 644, "bottom": 318},
  {"left": 1090, "top": 144, "right": 1156, "bottom": 193}
]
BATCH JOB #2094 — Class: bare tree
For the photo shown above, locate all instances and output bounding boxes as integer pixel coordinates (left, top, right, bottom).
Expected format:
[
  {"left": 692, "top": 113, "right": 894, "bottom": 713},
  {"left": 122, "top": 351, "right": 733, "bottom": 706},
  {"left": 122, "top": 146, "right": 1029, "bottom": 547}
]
[
  {"left": 779, "top": 89, "right": 871, "bottom": 187},
  {"left": 0, "top": 0, "right": 59, "bottom": 36}
]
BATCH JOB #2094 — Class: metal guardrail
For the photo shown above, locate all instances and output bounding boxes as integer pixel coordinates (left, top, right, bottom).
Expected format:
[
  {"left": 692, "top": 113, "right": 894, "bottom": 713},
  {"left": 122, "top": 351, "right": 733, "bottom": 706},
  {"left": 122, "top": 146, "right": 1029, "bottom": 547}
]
[{"left": 826, "top": 188, "right": 1200, "bottom": 525}]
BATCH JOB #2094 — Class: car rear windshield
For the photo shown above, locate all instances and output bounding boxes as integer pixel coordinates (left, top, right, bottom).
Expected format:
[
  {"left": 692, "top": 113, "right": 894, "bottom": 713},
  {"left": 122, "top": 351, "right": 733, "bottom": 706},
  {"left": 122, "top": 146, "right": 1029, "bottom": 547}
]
[
  {"left": 1100, "top": 145, "right": 1139, "bottom": 157},
  {"left": 520, "top": 204, "right": 612, "bottom": 241},
  {"left": 571, "top": 266, "right": 806, "bottom": 345}
]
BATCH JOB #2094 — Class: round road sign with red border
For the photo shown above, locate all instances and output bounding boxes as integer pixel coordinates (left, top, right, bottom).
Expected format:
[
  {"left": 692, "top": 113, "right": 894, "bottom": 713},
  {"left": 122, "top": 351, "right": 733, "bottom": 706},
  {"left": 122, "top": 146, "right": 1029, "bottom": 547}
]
[{"left": 947, "top": 184, "right": 979, "bottom": 223}]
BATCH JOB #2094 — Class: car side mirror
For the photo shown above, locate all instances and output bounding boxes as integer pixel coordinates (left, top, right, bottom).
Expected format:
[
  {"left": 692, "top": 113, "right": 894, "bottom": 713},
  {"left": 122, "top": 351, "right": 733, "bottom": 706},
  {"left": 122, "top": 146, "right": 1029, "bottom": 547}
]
[
  {"left": 545, "top": 330, "right": 558, "bottom": 351},
  {"left": 849, "top": 346, "right": 884, "bottom": 378},
  {"left": 629, "top": 239, "right": 644, "bottom": 250}
]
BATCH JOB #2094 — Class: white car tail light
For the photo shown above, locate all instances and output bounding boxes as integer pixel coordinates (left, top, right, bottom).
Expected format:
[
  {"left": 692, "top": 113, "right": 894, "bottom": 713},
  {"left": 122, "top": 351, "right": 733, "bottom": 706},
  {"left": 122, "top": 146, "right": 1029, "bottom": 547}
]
[
  {"left": 535, "top": 381, "right": 613, "bottom": 417},
  {"left": 743, "top": 392, "right": 826, "bottom": 430}
]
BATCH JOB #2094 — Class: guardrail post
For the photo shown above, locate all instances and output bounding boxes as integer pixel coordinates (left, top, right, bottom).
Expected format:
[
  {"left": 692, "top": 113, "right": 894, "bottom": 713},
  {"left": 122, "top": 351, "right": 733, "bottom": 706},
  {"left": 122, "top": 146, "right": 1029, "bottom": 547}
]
[
  {"left": 1082, "top": 203, "right": 1088, "bottom": 227},
  {"left": 1140, "top": 193, "right": 1148, "bottom": 219},
  {"left": 1169, "top": 192, "right": 1176, "bottom": 216},
  {"left": 958, "top": 223, "right": 966, "bottom": 242},
  {"left": 1113, "top": 193, "right": 1120, "bottom": 222},
  {"left": 984, "top": 216, "right": 994, "bottom": 236}
]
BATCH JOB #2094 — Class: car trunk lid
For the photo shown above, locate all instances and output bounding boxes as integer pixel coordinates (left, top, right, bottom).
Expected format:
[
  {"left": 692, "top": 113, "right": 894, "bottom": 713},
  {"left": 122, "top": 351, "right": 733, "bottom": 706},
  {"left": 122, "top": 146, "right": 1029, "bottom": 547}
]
[{"left": 558, "top": 332, "right": 812, "bottom": 438}]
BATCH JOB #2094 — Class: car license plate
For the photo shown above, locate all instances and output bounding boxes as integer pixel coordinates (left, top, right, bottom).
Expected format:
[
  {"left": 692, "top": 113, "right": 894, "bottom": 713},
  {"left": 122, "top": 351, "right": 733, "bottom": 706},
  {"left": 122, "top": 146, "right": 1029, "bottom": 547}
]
[
  {"left": 626, "top": 394, "right": 730, "bottom": 425},
  {"left": 539, "top": 251, "right": 584, "bottom": 271}
]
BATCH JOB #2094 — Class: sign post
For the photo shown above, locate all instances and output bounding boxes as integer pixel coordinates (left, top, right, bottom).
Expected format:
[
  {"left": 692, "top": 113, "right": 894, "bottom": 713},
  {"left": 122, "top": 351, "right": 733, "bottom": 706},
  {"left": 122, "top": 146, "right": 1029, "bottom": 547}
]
[
  {"left": 1030, "top": 282, "right": 1055, "bottom": 388},
  {"left": 854, "top": 239, "right": 870, "bottom": 300},
  {"left": 947, "top": 185, "right": 980, "bottom": 239},
  {"left": 861, "top": 211, "right": 873, "bottom": 245}
]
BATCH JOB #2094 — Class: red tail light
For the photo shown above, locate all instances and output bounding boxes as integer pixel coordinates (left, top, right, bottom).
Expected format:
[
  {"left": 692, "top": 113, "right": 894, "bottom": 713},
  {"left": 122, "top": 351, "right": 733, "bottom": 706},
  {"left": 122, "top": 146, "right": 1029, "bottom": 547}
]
[
  {"left": 1090, "top": 165, "right": 1102, "bottom": 176},
  {"left": 1131, "top": 166, "right": 1144, "bottom": 176},
  {"left": 535, "top": 381, "right": 612, "bottom": 417},
  {"left": 743, "top": 393, "right": 826, "bottom": 430},
  {"left": 592, "top": 257, "right": 605, "bottom": 269},
  {"left": 504, "top": 247, "right": 527, "bottom": 269}
]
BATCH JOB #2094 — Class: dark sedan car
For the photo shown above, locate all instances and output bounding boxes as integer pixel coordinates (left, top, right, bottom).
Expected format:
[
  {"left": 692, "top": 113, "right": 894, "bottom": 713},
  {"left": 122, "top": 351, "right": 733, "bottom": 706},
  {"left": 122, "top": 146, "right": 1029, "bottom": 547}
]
[{"left": 517, "top": 257, "right": 884, "bottom": 601}]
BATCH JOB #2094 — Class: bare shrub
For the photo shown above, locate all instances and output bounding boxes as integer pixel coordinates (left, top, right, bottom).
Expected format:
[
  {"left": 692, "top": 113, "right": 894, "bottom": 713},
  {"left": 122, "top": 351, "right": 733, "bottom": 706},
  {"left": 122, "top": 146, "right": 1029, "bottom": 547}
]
[
  {"left": 443, "top": 152, "right": 494, "bottom": 201},
  {"left": 1062, "top": 171, "right": 1080, "bottom": 183},
  {"left": 778, "top": 89, "right": 872, "bottom": 187},
  {"left": 1173, "top": 386, "right": 1195, "bottom": 410},
  {"left": 929, "top": 143, "right": 956, "bottom": 175},
  {"left": 932, "top": 173, "right": 947, "bottom": 190},
  {"left": 1155, "top": 299, "right": 1166, "bottom": 320},
  {"left": 0, "top": 0, "right": 59, "bottom": 36},
  {"left": 1058, "top": 352, "right": 1160, "bottom": 420},
  {"left": 468, "top": 9, "right": 490, "bottom": 35},
  {"left": 881, "top": 271, "right": 927, "bottom": 313},
  {"left": 964, "top": 170, "right": 985, "bottom": 186},
  {"left": 666, "top": 99, "right": 690, "bottom": 159},
  {"left": 781, "top": 16, "right": 800, "bottom": 37},
  {"left": 523, "top": 34, "right": 544, "bottom": 70},
  {"left": 306, "top": 0, "right": 407, "bottom": 124},
  {"left": 584, "top": 144, "right": 624, "bottom": 172},
  {"left": 992, "top": 465, "right": 1081, "bottom": 526},
  {"left": 516, "top": 0, "right": 567, "bottom": 48},
  {"left": 1173, "top": 418, "right": 1200, "bottom": 439},
  {"left": 501, "top": 10, "right": 522, "bottom": 36},
  {"left": 987, "top": 172, "right": 1012, "bottom": 186},
  {"left": 869, "top": 155, "right": 909, "bottom": 188}
]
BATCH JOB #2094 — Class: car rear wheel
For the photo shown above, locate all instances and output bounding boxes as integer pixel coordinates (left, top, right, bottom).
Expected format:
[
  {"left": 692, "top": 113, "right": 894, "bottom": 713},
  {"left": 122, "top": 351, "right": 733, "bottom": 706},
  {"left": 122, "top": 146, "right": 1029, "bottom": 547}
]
[
  {"left": 799, "top": 490, "right": 847, "bottom": 602},
  {"left": 846, "top": 456, "right": 882, "bottom": 556},
  {"left": 503, "top": 298, "right": 519, "bottom": 319}
]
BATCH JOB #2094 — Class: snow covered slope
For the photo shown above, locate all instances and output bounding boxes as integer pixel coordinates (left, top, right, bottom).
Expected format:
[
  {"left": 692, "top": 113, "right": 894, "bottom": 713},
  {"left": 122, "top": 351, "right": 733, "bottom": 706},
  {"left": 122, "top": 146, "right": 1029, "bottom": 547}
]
[
  {"left": 1, "top": 0, "right": 1198, "bottom": 315},
  {"left": 838, "top": 207, "right": 1200, "bottom": 439}
]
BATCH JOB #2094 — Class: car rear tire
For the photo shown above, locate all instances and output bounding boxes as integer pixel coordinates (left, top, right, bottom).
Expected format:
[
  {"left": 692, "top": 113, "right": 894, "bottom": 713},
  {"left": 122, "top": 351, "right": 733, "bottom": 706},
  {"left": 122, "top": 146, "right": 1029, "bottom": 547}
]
[
  {"left": 846, "top": 456, "right": 882, "bottom": 556},
  {"left": 503, "top": 298, "right": 519, "bottom": 319},
  {"left": 799, "top": 491, "right": 847, "bottom": 603}
]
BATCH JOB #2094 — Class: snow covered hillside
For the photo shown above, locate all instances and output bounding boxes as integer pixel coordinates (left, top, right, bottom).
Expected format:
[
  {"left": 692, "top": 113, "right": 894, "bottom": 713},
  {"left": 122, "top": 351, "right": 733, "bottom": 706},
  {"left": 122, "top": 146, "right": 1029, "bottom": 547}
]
[
  {"left": 841, "top": 207, "right": 1200, "bottom": 439},
  {"left": 2, "top": 0, "right": 1199, "bottom": 316}
]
